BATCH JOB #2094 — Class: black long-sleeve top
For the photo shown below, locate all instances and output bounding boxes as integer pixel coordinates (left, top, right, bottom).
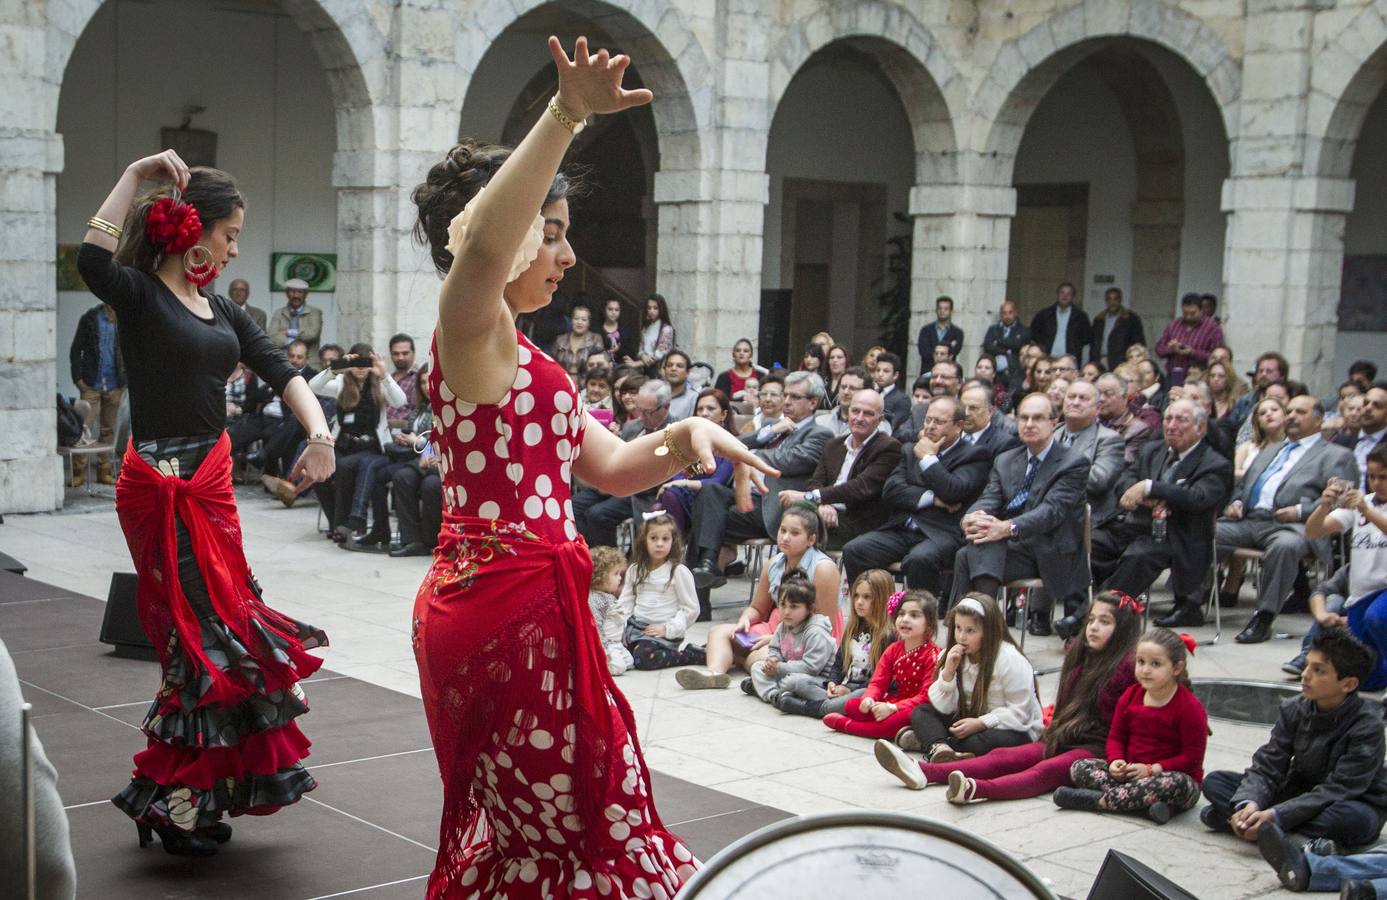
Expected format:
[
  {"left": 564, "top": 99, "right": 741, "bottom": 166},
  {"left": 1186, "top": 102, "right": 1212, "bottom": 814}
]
[{"left": 76, "top": 243, "right": 298, "bottom": 441}]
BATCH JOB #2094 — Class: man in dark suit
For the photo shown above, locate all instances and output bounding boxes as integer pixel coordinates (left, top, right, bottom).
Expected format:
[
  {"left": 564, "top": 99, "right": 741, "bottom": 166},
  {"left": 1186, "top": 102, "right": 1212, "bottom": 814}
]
[
  {"left": 917, "top": 296, "right": 965, "bottom": 368},
  {"left": 1217, "top": 394, "right": 1360, "bottom": 642},
  {"left": 778, "top": 389, "right": 899, "bottom": 549},
  {"left": 1075, "top": 399, "right": 1233, "bottom": 630},
  {"left": 1089, "top": 287, "right": 1146, "bottom": 369},
  {"left": 689, "top": 371, "right": 832, "bottom": 587},
  {"left": 952, "top": 393, "right": 1091, "bottom": 635},
  {"left": 983, "top": 300, "right": 1030, "bottom": 390},
  {"left": 843, "top": 396, "right": 990, "bottom": 594},
  {"left": 1029, "top": 282, "right": 1093, "bottom": 364},
  {"left": 873, "top": 351, "right": 912, "bottom": 430},
  {"left": 233, "top": 339, "right": 318, "bottom": 477},
  {"left": 960, "top": 382, "right": 1020, "bottom": 460}
]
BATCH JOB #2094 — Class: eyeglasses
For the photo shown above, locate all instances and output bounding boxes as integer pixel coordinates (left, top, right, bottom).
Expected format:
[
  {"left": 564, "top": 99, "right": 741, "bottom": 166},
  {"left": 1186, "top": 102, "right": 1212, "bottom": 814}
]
[{"left": 785, "top": 392, "right": 810, "bottom": 402}]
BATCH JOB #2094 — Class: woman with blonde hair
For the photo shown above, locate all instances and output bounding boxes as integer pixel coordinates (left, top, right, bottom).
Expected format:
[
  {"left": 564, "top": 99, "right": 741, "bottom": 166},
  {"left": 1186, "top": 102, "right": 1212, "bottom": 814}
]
[{"left": 1206, "top": 359, "right": 1248, "bottom": 422}]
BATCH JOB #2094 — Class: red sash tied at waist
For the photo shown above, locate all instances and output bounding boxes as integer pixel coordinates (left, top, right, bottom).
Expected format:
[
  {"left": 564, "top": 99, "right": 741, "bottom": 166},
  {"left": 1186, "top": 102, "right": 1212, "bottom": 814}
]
[{"left": 115, "top": 433, "right": 318, "bottom": 708}]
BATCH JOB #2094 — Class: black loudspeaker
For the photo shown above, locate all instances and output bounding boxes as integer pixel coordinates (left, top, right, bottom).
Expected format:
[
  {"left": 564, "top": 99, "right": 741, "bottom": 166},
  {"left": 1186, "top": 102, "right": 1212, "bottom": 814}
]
[
  {"left": 1086, "top": 850, "right": 1198, "bottom": 900},
  {"left": 0, "top": 550, "right": 26, "bottom": 575},
  {"left": 99, "top": 573, "right": 159, "bottom": 661}
]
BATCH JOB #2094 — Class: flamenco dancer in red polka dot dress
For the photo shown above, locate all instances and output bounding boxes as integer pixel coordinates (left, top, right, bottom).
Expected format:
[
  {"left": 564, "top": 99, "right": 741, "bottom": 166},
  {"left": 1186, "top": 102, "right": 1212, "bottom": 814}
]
[{"left": 409, "top": 37, "right": 778, "bottom": 899}]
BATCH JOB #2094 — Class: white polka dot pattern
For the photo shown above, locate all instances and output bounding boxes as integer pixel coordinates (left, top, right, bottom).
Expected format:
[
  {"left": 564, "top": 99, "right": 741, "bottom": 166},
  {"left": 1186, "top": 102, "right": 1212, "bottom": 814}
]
[{"left": 427, "top": 332, "right": 588, "bottom": 541}]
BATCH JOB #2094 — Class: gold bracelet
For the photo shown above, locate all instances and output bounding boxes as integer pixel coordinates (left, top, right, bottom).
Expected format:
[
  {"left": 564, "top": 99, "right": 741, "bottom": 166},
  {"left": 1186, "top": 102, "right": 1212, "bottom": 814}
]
[
  {"left": 87, "top": 216, "right": 123, "bottom": 239},
  {"left": 653, "top": 426, "right": 704, "bottom": 477},
  {"left": 547, "top": 95, "right": 586, "bottom": 135},
  {"left": 306, "top": 433, "right": 336, "bottom": 448}
]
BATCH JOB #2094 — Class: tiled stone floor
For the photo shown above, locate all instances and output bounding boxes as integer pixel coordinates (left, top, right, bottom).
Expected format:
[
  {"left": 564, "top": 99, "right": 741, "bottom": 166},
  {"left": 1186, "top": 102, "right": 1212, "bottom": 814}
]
[{"left": 0, "top": 484, "right": 1354, "bottom": 898}]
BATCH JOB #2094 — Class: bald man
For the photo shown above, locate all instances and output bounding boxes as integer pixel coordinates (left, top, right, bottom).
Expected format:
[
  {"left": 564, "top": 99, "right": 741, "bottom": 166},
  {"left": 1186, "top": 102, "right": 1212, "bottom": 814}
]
[{"left": 228, "top": 278, "right": 267, "bottom": 331}]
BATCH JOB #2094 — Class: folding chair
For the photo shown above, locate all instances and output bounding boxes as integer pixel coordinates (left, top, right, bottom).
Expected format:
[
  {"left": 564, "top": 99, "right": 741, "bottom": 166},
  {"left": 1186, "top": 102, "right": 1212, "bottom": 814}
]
[
  {"left": 741, "top": 538, "right": 775, "bottom": 601},
  {"left": 1004, "top": 503, "right": 1091, "bottom": 657}
]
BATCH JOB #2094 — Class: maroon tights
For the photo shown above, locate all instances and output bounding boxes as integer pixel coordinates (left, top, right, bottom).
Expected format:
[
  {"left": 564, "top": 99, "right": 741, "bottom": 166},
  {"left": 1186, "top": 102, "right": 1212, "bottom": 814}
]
[{"left": 918, "top": 741, "right": 1095, "bottom": 801}]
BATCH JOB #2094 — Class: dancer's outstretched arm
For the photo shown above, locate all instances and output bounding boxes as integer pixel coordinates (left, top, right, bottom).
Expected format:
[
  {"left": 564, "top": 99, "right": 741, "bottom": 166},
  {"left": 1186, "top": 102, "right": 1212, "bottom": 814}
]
[
  {"left": 575, "top": 416, "right": 779, "bottom": 498},
  {"left": 436, "top": 36, "right": 650, "bottom": 403}
]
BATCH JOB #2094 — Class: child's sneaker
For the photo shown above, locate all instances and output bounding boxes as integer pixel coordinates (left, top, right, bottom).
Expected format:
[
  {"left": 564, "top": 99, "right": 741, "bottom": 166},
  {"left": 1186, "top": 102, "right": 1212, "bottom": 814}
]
[
  {"left": 928, "top": 744, "right": 975, "bottom": 765},
  {"left": 894, "top": 727, "right": 921, "bottom": 752},
  {"left": 946, "top": 770, "right": 977, "bottom": 804},
  {"left": 873, "top": 740, "right": 927, "bottom": 790},
  {"left": 675, "top": 668, "right": 730, "bottom": 690},
  {"left": 741, "top": 677, "right": 756, "bottom": 697}
]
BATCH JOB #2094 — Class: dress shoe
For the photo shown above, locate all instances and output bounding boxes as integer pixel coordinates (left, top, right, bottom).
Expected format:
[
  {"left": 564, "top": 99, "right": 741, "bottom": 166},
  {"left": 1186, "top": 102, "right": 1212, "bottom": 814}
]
[
  {"left": 1235, "top": 611, "right": 1275, "bottom": 644},
  {"left": 724, "top": 560, "right": 747, "bottom": 577},
  {"left": 691, "top": 562, "right": 727, "bottom": 590},
  {"left": 345, "top": 533, "right": 390, "bottom": 553},
  {"left": 1341, "top": 880, "right": 1375, "bottom": 900},
  {"left": 390, "top": 542, "right": 432, "bottom": 558},
  {"left": 1257, "top": 822, "right": 1309, "bottom": 892},
  {"left": 1156, "top": 603, "right": 1205, "bottom": 628},
  {"left": 1027, "top": 615, "right": 1052, "bottom": 637},
  {"left": 1053, "top": 615, "right": 1082, "bottom": 641}
]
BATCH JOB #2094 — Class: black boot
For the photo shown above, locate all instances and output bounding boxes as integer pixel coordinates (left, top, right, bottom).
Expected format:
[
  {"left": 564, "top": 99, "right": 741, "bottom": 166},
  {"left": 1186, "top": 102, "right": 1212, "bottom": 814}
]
[
  {"left": 1052, "top": 787, "right": 1102, "bottom": 812},
  {"left": 1157, "top": 602, "right": 1205, "bottom": 628},
  {"left": 691, "top": 551, "right": 726, "bottom": 590},
  {"left": 773, "top": 694, "right": 816, "bottom": 717}
]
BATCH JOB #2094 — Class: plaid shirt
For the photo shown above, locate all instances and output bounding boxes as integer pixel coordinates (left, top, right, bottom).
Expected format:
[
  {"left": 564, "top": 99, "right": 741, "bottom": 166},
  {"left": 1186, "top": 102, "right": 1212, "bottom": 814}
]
[{"left": 1155, "top": 315, "right": 1224, "bottom": 371}]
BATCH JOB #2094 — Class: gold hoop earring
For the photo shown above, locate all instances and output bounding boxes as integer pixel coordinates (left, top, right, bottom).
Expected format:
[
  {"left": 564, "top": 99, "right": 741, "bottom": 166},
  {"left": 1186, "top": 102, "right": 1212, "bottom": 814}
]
[{"left": 183, "top": 245, "right": 218, "bottom": 287}]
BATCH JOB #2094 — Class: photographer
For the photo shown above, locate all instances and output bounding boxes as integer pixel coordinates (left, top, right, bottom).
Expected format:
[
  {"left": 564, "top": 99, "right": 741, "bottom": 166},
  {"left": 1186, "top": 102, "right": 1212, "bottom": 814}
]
[{"left": 308, "top": 342, "right": 406, "bottom": 541}]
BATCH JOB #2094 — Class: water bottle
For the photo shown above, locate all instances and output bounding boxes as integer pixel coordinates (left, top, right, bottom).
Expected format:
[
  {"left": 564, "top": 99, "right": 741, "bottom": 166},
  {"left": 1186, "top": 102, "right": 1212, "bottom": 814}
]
[{"left": 1152, "top": 505, "right": 1169, "bottom": 543}]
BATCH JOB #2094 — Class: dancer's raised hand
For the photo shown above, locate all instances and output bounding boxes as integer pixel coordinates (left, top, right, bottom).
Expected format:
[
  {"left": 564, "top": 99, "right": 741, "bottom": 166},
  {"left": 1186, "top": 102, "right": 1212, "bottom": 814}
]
[
  {"left": 547, "top": 35, "right": 653, "bottom": 120},
  {"left": 127, "top": 150, "right": 190, "bottom": 190}
]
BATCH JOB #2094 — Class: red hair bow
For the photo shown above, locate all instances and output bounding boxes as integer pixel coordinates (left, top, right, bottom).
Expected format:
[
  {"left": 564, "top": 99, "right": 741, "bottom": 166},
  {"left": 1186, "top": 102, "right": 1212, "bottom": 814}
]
[
  {"left": 1179, "top": 632, "right": 1198, "bottom": 655},
  {"left": 887, "top": 590, "right": 906, "bottom": 617},
  {"left": 144, "top": 197, "right": 203, "bottom": 256},
  {"left": 1113, "top": 592, "right": 1145, "bottom": 615}
]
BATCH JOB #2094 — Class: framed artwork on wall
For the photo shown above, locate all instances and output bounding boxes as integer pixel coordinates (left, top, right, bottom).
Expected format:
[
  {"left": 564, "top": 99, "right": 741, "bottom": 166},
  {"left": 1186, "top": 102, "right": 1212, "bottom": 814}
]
[{"left": 271, "top": 253, "right": 337, "bottom": 292}]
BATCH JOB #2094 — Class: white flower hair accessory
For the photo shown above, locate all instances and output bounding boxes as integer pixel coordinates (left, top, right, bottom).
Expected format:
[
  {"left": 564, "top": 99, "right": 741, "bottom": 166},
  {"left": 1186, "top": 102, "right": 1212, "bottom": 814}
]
[{"left": 444, "top": 184, "right": 547, "bottom": 283}]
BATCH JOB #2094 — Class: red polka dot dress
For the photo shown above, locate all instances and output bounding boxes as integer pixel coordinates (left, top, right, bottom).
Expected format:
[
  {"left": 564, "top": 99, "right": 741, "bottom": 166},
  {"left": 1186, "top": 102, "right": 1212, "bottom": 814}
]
[{"left": 413, "top": 331, "right": 695, "bottom": 899}]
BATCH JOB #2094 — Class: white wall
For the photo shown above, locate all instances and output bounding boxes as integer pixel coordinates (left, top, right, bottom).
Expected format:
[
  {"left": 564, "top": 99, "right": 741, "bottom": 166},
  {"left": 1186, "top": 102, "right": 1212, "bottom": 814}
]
[
  {"left": 55, "top": 0, "right": 338, "bottom": 395},
  {"left": 1013, "top": 66, "right": 1138, "bottom": 314},
  {"left": 762, "top": 58, "right": 915, "bottom": 291},
  {"left": 1338, "top": 82, "right": 1387, "bottom": 381}
]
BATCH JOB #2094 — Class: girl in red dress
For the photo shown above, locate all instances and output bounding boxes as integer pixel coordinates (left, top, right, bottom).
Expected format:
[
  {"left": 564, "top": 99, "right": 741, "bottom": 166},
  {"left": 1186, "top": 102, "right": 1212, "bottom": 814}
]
[{"left": 409, "top": 36, "right": 777, "bottom": 899}]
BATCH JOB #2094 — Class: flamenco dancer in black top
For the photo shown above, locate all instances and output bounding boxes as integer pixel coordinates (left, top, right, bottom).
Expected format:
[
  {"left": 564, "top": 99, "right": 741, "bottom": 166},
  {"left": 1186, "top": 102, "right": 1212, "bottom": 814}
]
[{"left": 78, "top": 150, "right": 336, "bottom": 856}]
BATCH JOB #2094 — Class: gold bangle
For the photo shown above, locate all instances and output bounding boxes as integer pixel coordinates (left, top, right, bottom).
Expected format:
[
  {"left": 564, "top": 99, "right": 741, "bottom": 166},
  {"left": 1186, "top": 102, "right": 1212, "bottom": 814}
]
[
  {"left": 547, "top": 95, "right": 586, "bottom": 135},
  {"left": 653, "top": 426, "right": 704, "bottom": 478},
  {"left": 87, "top": 216, "right": 122, "bottom": 239}
]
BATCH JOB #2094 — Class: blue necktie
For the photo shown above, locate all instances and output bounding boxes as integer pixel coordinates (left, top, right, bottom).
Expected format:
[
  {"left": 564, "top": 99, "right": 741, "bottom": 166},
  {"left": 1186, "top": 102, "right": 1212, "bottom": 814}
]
[
  {"left": 1006, "top": 455, "right": 1040, "bottom": 512},
  {"left": 1248, "top": 441, "right": 1299, "bottom": 508}
]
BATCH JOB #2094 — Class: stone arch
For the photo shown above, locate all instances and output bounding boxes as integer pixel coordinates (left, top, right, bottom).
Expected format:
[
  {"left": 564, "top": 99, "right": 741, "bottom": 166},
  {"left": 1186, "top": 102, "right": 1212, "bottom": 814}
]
[
  {"left": 459, "top": 0, "right": 709, "bottom": 172},
  {"left": 975, "top": 0, "right": 1240, "bottom": 184},
  {"left": 46, "top": 0, "right": 383, "bottom": 155},
  {"left": 769, "top": 1, "right": 961, "bottom": 184},
  {"left": 1306, "top": 4, "right": 1387, "bottom": 179}
]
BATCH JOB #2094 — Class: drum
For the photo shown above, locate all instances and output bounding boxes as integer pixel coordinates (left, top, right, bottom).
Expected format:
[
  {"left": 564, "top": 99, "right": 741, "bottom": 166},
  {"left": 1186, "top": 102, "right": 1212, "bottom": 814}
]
[{"left": 678, "top": 811, "right": 1057, "bottom": 899}]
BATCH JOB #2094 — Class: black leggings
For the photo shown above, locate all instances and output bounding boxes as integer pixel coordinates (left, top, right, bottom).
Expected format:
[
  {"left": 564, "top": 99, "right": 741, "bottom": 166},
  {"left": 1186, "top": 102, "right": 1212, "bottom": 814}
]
[{"left": 909, "top": 703, "right": 1034, "bottom": 756}]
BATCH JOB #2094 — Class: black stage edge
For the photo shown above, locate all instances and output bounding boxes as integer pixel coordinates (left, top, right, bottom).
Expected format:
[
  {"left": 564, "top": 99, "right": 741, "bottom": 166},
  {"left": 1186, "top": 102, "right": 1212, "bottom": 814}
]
[{"left": 0, "top": 569, "right": 790, "bottom": 899}]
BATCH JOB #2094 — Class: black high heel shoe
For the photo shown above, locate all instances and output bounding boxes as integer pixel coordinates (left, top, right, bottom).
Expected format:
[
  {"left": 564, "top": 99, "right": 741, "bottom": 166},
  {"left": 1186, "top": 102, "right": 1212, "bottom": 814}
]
[
  {"left": 136, "top": 821, "right": 219, "bottom": 857},
  {"left": 197, "top": 821, "right": 232, "bottom": 843}
]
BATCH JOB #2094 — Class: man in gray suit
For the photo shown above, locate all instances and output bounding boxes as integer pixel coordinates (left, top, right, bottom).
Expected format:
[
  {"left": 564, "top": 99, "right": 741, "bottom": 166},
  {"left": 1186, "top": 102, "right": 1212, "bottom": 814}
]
[
  {"left": 689, "top": 371, "right": 832, "bottom": 587},
  {"left": 1057, "top": 380, "right": 1126, "bottom": 528},
  {"left": 1217, "top": 394, "right": 1360, "bottom": 643},
  {"left": 574, "top": 379, "right": 670, "bottom": 545},
  {"left": 952, "top": 393, "right": 1092, "bottom": 635}
]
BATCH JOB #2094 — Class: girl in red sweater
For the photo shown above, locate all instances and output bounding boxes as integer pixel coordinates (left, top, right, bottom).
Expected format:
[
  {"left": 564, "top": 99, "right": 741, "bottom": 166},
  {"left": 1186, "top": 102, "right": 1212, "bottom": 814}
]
[
  {"left": 822, "top": 590, "right": 940, "bottom": 739},
  {"left": 1055, "top": 627, "right": 1209, "bottom": 824}
]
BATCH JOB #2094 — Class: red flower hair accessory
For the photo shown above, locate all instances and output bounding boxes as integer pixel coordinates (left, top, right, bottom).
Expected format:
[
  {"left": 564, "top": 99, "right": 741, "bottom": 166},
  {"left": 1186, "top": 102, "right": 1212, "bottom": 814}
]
[
  {"left": 887, "top": 590, "right": 906, "bottom": 617},
  {"left": 1179, "top": 632, "right": 1197, "bottom": 655},
  {"left": 144, "top": 197, "right": 203, "bottom": 256},
  {"left": 1112, "top": 591, "right": 1146, "bottom": 615}
]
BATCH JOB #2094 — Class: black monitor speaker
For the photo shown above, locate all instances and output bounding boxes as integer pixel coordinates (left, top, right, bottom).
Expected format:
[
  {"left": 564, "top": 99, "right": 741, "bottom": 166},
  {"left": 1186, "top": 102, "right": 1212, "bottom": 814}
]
[
  {"left": 1086, "top": 850, "right": 1197, "bottom": 900},
  {"left": 99, "top": 573, "right": 159, "bottom": 661}
]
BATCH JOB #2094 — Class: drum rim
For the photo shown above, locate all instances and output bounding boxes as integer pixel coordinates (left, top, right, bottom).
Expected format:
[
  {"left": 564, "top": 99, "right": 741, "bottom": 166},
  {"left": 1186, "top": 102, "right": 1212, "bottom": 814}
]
[{"left": 677, "top": 810, "right": 1059, "bottom": 899}]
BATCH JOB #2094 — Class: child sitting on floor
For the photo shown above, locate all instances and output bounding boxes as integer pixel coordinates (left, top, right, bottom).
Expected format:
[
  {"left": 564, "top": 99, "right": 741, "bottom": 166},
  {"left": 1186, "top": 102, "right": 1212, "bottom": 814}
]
[
  {"left": 895, "top": 592, "right": 1044, "bottom": 765},
  {"left": 775, "top": 569, "right": 895, "bottom": 717},
  {"left": 821, "top": 588, "right": 940, "bottom": 738},
  {"left": 588, "top": 545, "right": 633, "bottom": 676},
  {"left": 617, "top": 514, "right": 705, "bottom": 670},
  {"left": 1056, "top": 627, "right": 1209, "bottom": 824},
  {"left": 876, "top": 591, "right": 1142, "bottom": 807},
  {"left": 748, "top": 571, "right": 836, "bottom": 704},
  {"left": 1203, "top": 627, "right": 1387, "bottom": 851}
]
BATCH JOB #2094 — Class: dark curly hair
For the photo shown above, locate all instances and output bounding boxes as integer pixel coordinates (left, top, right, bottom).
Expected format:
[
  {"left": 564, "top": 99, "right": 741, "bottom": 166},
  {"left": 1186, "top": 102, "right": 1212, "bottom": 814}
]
[
  {"left": 411, "top": 140, "right": 575, "bottom": 276},
  {"left": 1312, "top": 627, "right": 1377, "bottom": 686}
]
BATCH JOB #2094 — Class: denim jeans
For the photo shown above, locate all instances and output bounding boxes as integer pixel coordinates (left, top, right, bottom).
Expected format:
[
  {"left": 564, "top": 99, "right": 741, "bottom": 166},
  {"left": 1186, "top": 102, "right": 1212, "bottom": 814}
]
[
  {"left": 1307, "top": 849, "right": 1387, "bottom": 894},
  {"left": 1296, "top": 594, "right": 1348, "bottom": 660}
]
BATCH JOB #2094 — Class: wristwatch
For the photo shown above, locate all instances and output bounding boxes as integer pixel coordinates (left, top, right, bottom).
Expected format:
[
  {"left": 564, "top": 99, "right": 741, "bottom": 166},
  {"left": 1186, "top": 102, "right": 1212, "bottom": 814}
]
[{"left": 806, "top": 490, "right": 820, "bottom": 503}]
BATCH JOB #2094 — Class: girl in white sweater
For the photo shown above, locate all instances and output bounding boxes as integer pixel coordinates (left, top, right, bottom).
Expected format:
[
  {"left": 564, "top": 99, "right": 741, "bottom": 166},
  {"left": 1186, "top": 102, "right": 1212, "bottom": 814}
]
[
  {"left": 619, "top": 514, "right": 705, "bottom": 670},
  {"left": 898, "top": 592, "right": 1043, "bottom": 764}
]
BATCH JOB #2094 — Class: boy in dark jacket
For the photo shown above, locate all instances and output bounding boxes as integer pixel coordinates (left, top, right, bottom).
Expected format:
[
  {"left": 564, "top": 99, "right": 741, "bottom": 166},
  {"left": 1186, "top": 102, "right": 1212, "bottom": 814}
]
[{"left": 1201, "top": 628, "right": 1387, "bottom": 849}]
